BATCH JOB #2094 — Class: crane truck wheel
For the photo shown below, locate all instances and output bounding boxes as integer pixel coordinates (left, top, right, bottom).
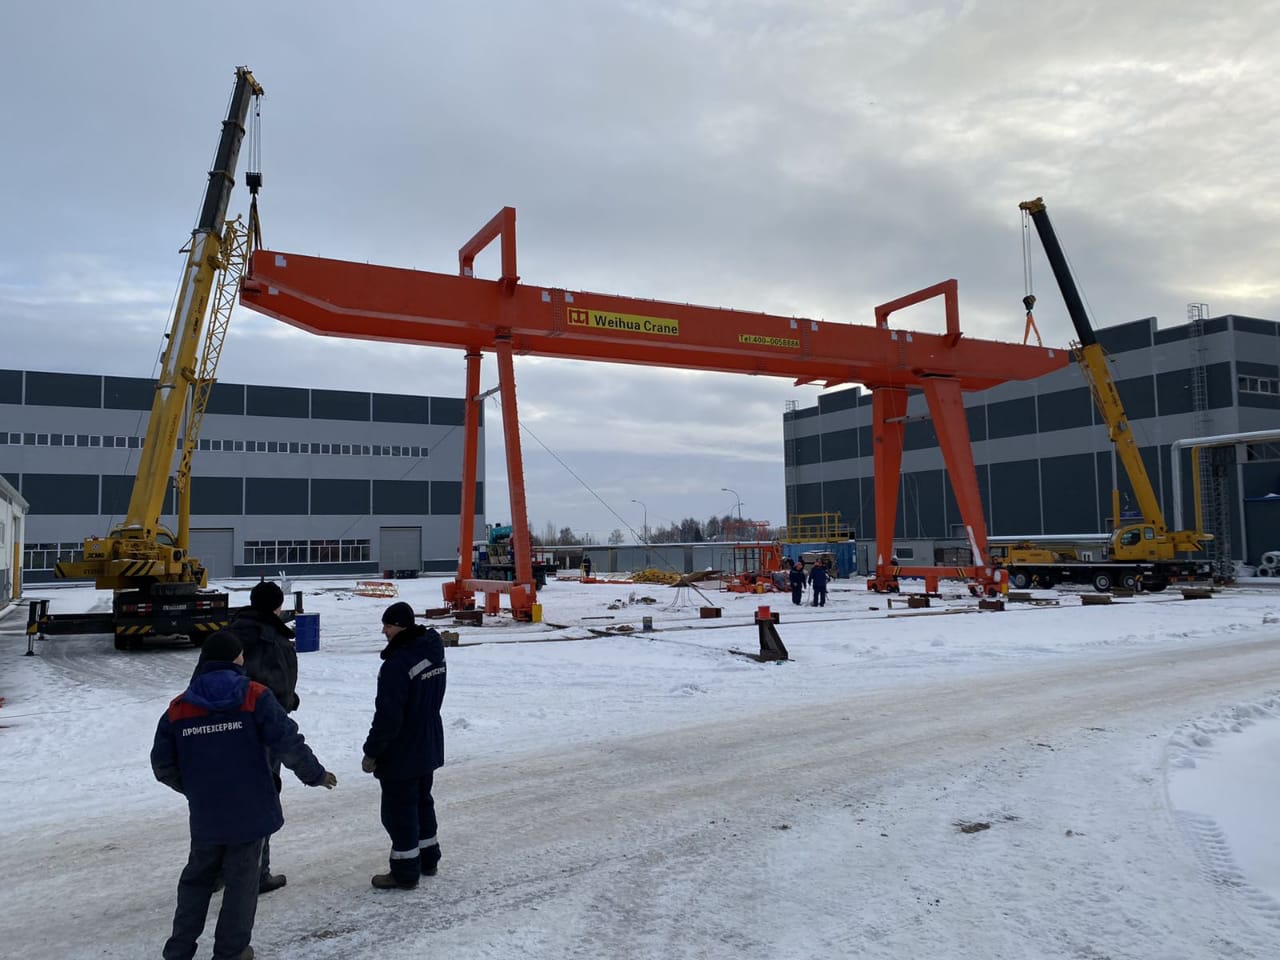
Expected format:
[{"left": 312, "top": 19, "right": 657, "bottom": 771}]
[
  {"left": 1121, "top": 573, "right": 1139, "bottom": 591},
  {"left": 1145, "top": 579, "right": 1168, "bottom": 592},
  {"left": 1092, "top": 572, "right": 1113, "bottom": 592}
]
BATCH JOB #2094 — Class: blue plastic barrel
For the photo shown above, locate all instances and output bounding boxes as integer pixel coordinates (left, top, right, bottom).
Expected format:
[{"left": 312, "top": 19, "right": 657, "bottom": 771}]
[{"left": 294, "top": 613, "right": 320, "bottom": 653}]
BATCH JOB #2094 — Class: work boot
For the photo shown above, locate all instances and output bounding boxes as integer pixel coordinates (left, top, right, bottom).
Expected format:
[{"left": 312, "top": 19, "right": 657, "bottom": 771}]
[
  {"left": 421, "top": 844, "right": 441, "bottom": 876},
  {"left": 371, "top": 872, "right": 417, "bottom": 890},
  {"left": 258, "top": 873, "right": 287, "bottom": 894}
]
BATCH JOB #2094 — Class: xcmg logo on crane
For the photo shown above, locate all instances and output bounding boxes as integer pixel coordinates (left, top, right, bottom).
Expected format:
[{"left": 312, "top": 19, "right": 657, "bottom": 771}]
[{"left": 567, "top": 307, "right": 679, "bottom": 337}]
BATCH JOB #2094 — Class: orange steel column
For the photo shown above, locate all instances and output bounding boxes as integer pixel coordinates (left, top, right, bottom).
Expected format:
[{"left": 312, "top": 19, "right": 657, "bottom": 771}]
[
  {"left": 494, "top": 336, "right": 536, "bottom": 615},
  {"left": 454, "top": 350, "right": 483, "bottom": 592},
  {"left": 920, "top": 377, "right": 989, "bottom": 570},
  {"left": 871, "top": 387, "right": 908, "bottom": 589}
]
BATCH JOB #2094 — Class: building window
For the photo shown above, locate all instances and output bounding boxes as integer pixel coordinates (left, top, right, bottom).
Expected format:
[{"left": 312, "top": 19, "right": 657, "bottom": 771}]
[
  {"left": 241, "top": 538, "right": 371, "bottom": 567},
  {"left": 23, "top": 541, "right": 85, "bottom": 571},
  {"left": 1239, "top": 375, "right": 1280, "bottom": 395}
]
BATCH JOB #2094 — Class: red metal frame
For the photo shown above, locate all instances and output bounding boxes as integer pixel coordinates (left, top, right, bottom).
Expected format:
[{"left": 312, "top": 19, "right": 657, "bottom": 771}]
[{"left": 241, "top": 209, "right": 1068, "bottom": 602}]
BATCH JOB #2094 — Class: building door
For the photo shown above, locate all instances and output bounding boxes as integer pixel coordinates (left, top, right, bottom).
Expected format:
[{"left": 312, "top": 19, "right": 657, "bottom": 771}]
[
  {"left": 380, "top": 527, "right": 422, "bottom": 574},
  {"left": 189, "top": 528, "right": 235, "bottom": 580}
]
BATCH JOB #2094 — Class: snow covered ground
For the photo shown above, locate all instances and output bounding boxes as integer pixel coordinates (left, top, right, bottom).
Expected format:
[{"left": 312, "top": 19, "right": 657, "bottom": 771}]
[{"left": 1, "top": 575, "right": 1279, "bottom": 959}]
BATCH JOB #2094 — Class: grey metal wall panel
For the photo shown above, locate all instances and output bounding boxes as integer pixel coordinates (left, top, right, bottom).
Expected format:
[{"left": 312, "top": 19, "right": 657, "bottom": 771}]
[
  {"left": 1097, "top": 318, "right": 1153, "bottom": 354},
  {"left": 1241, "top": 393, "right": 1280, "bottom": 411},
  {"left": 1115, "top": 375, "right": 1156, "bottom": 420},
  {"left": 0, "top": 370, "right": 19, "bottom": 405},
  {"left": 373, "top": 394, "right": 430, "bottom": 424},
  {"left": 207, "top": 382, "right": 245, "bottom": 416},
  {"left": 820, "top": 477, "right": 859, "bottom": 532},
  {"left": 987, "top": 397, "right": 1036, "bottom": 440},
  {"left": 903, "top": 470, "right": 945, "bottom": 538},
  {"left": 818, "top": 388, "right": 861, "bottom": 414},
  {"left": 246, "top": 385, "right": 308, "bottom": 419},
  {"left": 1234, "top": 316, "right": 1278, "bottom": 337},
  {"left": 103, "top": 376, "right": 154, "bottom": 411},
  {"left": 989, "top": 459, "right": 1041, "bottom": 535},
  {"left": 794, "top": 434, "right": 821, "bottom": 466},
  {"left": 22, "top": 473, "right": 98, "bottom": 514},
  {"left": 1238, "top": 360, "right": 1280, "bottom": 377},
  {"left": 1037, "top": 387, "right": 1093, "bottom": 432},
  {"left": 1039, "top": 453, "right": 1097, "bottom": 533},
  {"left": 795, "top": 482, "right": 823, "bottom": 515},
  {"left": 820, "top": 428, "right": 858, "bottom": 463},
  {"left": 26, "top": 372, "right": 100, "bottom": 408},
  {"left": 191, "top": 476, "right": 244, "bottom": 515},
  {"left": 966, "top": 404, "right": 988, "bottom": 442},
  {"left": 100, "top": 475, "right": 134, "bottom": 515},
  {"left": 1156, "top": 368, "right": 1194, "bottom": 416},
  {"left": 430, "top": 397, "right": 465, "bottom": 426},
  {"left": 311, "top": 478, "right": 370, "bottom": 515},
  {"left": 429, "top": 480, "right": 461, "bottom": 516},
  {"left": 245, "top": 477, "right": 308, "bottom": 515},
  {"left": 311, "top": 389, "right": 371, "bottom": 422},
  {"left": 373, "top": 479, "right": 429, "bottom": 515},
  {"left": 904, "top": 419, "right": 938, "bottom": 451}
]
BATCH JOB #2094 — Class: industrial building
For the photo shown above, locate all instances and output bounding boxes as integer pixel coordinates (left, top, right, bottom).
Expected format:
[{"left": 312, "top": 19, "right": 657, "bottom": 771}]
[
  {"left": 0, "top": 369, "right": 483, "bottom": 583},
  {"left": 783, "top": 312, "right": 1280, "bottom": 571},
  {"left": 0, "top": 474, "right": 27, "bottom": 607}
]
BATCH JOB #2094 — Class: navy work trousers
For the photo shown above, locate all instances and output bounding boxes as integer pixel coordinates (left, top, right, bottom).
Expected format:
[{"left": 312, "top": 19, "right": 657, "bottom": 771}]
[
  {"left": 163, "top": 837, "right": 263, "bottom": 960},
  {"left": 380, "top": 771, "right": 441, "bottom": 885}
]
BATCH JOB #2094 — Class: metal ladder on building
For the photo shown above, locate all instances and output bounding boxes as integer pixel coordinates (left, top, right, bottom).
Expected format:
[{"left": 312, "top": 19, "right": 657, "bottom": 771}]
[{"left": 1187, "top": 303, "right": 1234, "bottom": 578}]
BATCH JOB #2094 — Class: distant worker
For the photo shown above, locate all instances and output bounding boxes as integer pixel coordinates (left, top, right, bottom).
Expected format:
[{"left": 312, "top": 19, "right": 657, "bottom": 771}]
[
  {"left": 223, "top": 580, "right": 299, "bottom": 895},
  {"left": 362, "top": 602, "right": 448, "bottom": 890},
  {"left": 582, "top": 554, "right": 593, "bottom": 579},
  {"left": 808, "top": 559, "right": 830, "bottom": 608},
  {"left": 152, "top": 630, "right": 336, "bottom": 960},
  {"left": 788, "top": 561, "right": 806, "bottom": 606}
]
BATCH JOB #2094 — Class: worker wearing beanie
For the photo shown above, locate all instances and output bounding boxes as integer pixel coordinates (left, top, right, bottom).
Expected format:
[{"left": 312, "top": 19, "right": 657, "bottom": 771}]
[
  {"left": 362, "top": 601, "right": 447, "bottom": 890},
  {"left": 218, "top": 580, "right": 299, "bottom": 895},
  {"left": 152, "top": 630, "right": 337, "bottom": 960}
]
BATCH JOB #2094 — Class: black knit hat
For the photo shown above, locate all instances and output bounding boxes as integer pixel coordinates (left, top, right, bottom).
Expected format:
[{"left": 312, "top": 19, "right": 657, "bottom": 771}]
[
  {"left": 382, "top": 601, "right": 416, "bottom": 629},
  {"left": 199, "top": 630, "right": 243, "bottom": 664},
  {"left": 250, "top": 580, "right": 285, "bottom": 613}
]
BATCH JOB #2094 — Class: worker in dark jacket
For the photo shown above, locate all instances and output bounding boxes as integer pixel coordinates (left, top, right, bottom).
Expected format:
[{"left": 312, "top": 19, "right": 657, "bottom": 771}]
[
  {"left": 222, "top": 580, "right": 299, "bottom": 894},
  {"left": 808, "top": 559, "right": 830, "bottom": 607},
  {"left": 152, "top": 630, "right": 336, "bottom": 960},
  {"left": 362, "top": 601, "right": 447, "bottom": 890},
  {"left": 788, "top": 561, "right": 806, "bottom": 606}
]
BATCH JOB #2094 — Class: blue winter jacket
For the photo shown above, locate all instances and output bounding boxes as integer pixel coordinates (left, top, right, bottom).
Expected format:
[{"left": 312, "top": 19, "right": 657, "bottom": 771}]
[
  {"left": 362, "top": 625, "right": 447, "bottom": 781},
  {"left": 808, "top": 564, "right": 830, "bottom": 590},
  {"left": 151, "top": 661, "right": 327, "bottom": 844}
]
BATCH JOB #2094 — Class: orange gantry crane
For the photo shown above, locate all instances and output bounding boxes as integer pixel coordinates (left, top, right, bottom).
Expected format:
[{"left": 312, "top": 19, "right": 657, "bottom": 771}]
[{"left": 240, "top": 207, "right": 1067, "bottom": 617}]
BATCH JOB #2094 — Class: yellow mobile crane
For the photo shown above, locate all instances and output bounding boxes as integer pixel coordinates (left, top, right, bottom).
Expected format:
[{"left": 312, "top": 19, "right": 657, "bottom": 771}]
[
  {"left": 38, "top": 67, "right": 264, "bottom": 649},
  {"left": 993, "top": 198, "right": 1212, "bottom": 592}
]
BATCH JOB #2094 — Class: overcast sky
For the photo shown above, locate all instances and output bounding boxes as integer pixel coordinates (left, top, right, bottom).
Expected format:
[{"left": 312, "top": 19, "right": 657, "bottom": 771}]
[{"left": 3, "top": 1, "right": 1278, "bottom": 543}]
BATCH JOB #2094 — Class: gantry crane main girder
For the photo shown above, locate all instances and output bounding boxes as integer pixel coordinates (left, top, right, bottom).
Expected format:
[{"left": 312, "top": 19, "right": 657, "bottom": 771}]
[{"left": 240, "top": 206, "right": 1068, "bottom": 608}]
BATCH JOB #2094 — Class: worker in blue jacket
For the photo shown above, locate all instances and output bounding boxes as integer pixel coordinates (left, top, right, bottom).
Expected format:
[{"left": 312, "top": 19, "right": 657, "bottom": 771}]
[
  {"left": 808, "top": 558, "right": 830, "bottom": 607},
  {"left": 152, "top": 631, "right": 336, "bottom": 960},
  {"left": 788, "top": 560, "right": 807, "bottom": 605},
  {"left": 362, "top": 601, "right": 447, "bottom": 890}
]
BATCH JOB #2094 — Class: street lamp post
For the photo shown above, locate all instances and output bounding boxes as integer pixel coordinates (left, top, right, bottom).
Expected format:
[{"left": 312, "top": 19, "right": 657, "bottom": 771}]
[
  {"left": 721, "top": 487, "right": 743, "bottom": 522},
  {"left": 630, "top": 498, "right": 648, "bottom": 543}
]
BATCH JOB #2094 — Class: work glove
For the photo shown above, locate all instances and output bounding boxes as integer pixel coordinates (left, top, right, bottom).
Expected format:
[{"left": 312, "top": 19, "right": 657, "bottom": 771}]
[
  {"left": 316, "top": 771, "right": 338, "bottom": 790},
  {"left": 361, "top": 755, "right": 378, "bottom": 774}
]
